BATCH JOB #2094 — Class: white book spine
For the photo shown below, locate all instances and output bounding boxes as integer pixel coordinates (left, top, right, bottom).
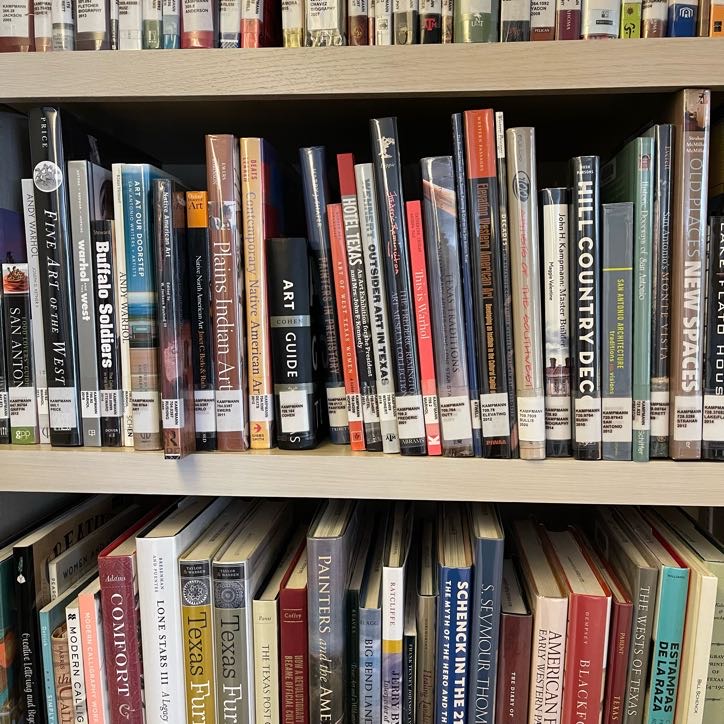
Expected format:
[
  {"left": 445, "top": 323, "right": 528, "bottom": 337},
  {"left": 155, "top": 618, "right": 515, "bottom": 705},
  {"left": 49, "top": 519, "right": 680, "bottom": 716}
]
[
  {"left": 22, "top": 179, "right": 50, "bottom": 444},
  {"left": 375, "top": 0, "right": 392, "bottom": 41},
  {"left": 582, "top": 0, "right": 619, "bottom": 35},
  {"left": 219, "top": 0, "right": 242, "bottom": 45},
  {"left": 0, "top": 0, "right": 32, "bottom": 39},
  {"left": 52, "top": 0, "right": 75, "bottom": 48},
  {"left": 118, "top": 0, "right": 143, "bottom": 47},
  {"left": 80, "top": 590, "right": 110, "bottom": 724},
  {"left": 34, "top": 0, "right": 53, "bottom": 47},
  {"left": 66, "top": 601, "right": 89, "bottom": 724},
  {"left": 382, "top": 565, "right": 404, "bottom": 724},
  {"left": 531, "top": 0, "right": 555, "bottom": 32},
  {"left": 355, "top": 163, "right": 400, "bottom": 454},
  {"left": 111, "top": 165, "right": 134, "bottom": 447},
  {"left": 253, "top": 600, "right": 281, "bottom": 724}
]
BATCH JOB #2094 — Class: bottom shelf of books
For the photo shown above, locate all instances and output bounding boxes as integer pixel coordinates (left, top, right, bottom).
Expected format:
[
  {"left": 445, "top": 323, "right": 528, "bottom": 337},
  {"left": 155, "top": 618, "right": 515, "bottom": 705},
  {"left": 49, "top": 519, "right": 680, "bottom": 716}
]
[{"left": 2, "top": 495, "right": 723, "bottom": 724}]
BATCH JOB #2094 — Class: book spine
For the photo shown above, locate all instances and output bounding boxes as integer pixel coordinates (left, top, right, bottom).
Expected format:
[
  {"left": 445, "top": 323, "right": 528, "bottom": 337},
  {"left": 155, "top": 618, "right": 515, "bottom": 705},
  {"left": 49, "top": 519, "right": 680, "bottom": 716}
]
[
  {"left": 603, "top": 600, "right": 633, "bottom": 724},
  {"left": 531, "top": 0, "right": 556, "bottom": 37},
  {"left": 338, "top": 153, "right": 383, "bottom": 452},
  {"left": 206, "top": 134, "right": 250, "bottom": 451},
  {"left": 370, "top": 117, "right": 427, "bottom": 456},
  {"left": 28, "top": 107, "right": 83, "bottom": 446},
  {"left": 219, "top": 0, "right": 241, "bottom": 44},
  {"left": 99, "top": 556, "right": 144, "bottom": 724},
  {"left": 213, "top": 562, "right": 248, "bottom": 724},
  {"left": 416, "top": 594, "right": 436, "bottom": 724},
  {"left": 703, "top": 216, "right": 724, "bottom": 458},
  {"left": 65, "top": 601, "right": 89, "bottom": 724},
  {"left": 393, "top": 0, "right": 418, "bottom": 41},
  {"left": 506, "top": 127, "right": 546, "bottom": 459},
  {"left": 305, "top": 0, "right": 346, "bottom": 43},
  {"left": 40, "top": 608, "right": 58, "bottom": 724},
  {"left": 451, "top": 114, "right": 483, "bottom": 457},
  {"left": 162, "top": 0, "right": 181, "bottom": 45},
  {"left": 500, "top": 0, "right": 531, "bottom": 38},
  {"left": 464, "top": 109, "right": 513, "bottom": 458},
  {"left": 403, "top": 628, "right": 415, "bottom": 724},
  {"left": 267, "top": 238, "right": 319, "bottom": 450},
  {"left": 495, "top": 612, "right": 532, "bottom": 724},
  {"left": 441, "top": 0, "right": 453, "bottom": 38},
  {"left": 620, "top": 0, "right": 642, "bottom": 34},
  {"left": 642, "top": 0, "right": 668, "bottom": 34},
  {"left": 375, "top": 0, "right": 393, "bottom": 41},
  {"left": 68, "top": 161, "right": 102, "bottom": 447},
  {"left": 329, "top": 202, "right": 366, "bottom": 450},
  {"left": 667, "top": 0, "right": 698, "bottom": 33},
  {"left": 541, "top": 188, "right": 572, "bottom": 456},
  {"left": 299, "top": 146, "right": 349, "bottom": 444},
  {"left": 355, "top": 163, "right": 401, "bottom": 454},
  {"left": 79, "top": 590, "right": 110, "bottom": 724},
  {"left": 283, "top": 0, "right": 306, "bottom": 44},
  {"left": 494, "top": 112, "right": 519, "bottom": 456},
  {"left": 91, "top": 221, "right": 123, "bottom": 447},
  {"left": 239, "top": 0, "right": 260, "bottom": 47},
  {"left": 253, "top": 600, "right": 281, "bottom": 724},
  {"left": 155, "top": 180, "right": 196, "bottom": 460},
  {"left": 668, "top": 89, "right": 710, "bottom": 460},
  {"left": 181, "top": 0, "right": 216, "bottom": 46},
  {"left": 0, "top": 288, "right": 7, "bottom": 444},
  {"left": 435, "top": 566, "right": 472, "bottom": 724},
  {"left": 360, "top": 607, "right": 382, "bottom": 724},
  {"left": 2, "top": 261, "right": 40, "bottom": 444},
  {"left": 650, "top": 124, "right": 673, "bottom": 458},
  {"left": 118, "top": 0, "right": 143, "bottom": 46},
  {"left": 382, "top": 564, "right": 405, "bottom": 724},
  {"left": 0, "top": 0, "right": 35, "bottom": 51},
  {"left": 52, "top": 625, "right": 73, "bottom": 724},
  {"left": 280, "top": 586, "right": 309, "bottom": 724},
  {"left": 51, "top": 0, "right": 75, "bottom": 48},
  {"left": 602, "top": 202, "right": 634, "bottom": 460},
  {"left": 185, "top": 191, "right": 217, "bottom": 451},
  {"left": 556, "top": 0, "right": 582, "bottom": 37},
  {"left": 180, "top": 559, "right": 217, "bottom": 724},
  {"left": 142, "top": 0, "right": 162, "bottom": 45},
  {"left": 241, "top": 137, "right": 276, "bottom": 449},
  {"left": 570, "top": 155, "right": 603, "bottom": 460},
  {"left": 581, "top": 0, "right": 620, "bottom": 35},
  {"left": 23, "top": 178, "right": 50, "bottom": 444},
  {"left": 121, "top": 166, "right": 164, "bottom": 450},
  {"left": 419, "top": 0, "right": 442, "bottom": 39},
  {"left": 407, "top": 201, "right": 442, "bottom": 457},
  {"left": 34, "top": 0, "right": 53, "bottom": 50},
  {"left": 420, "top": 156, "right": 474, "bottom": 457},
  {"left": 454, "top": 0, "right": 497, "bottom": 41},
  {"left": 711, "top": 0, "right": 723, "bottom": 33},
  {"left": 75, "top": 0, "right": 112, "bottom": 48}
]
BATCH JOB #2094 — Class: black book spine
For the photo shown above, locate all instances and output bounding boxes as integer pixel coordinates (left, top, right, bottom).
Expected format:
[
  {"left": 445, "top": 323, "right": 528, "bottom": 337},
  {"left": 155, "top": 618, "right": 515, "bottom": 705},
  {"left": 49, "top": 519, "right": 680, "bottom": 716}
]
[
  {"left": 90, "top": 220, "right": 123, "bottom": 447},
  {"left": 419, "top": 5, "right": 442, "bottom": 42},
  {"left": 0, "top": 294, "right": 9, "bottom": 443},
  {"left": 370, "top": 117, "right": 426, "bottom": 456},
  {"left": 300, "top": 147, "right": 349, "bottom": 445},
  {"left": 570, "top": 155, "right": 602, "bottom": 460},
  {"left": 267, "top": 237, "right": 319, "bottom": 449},
  {"left": 451, "top": 113, "right": 483, "bottom": 457},
  {"left": 403, "top": 632, "right": 415, "bottom": 724},
  {"left": 28, "top": 107, "right": 83, "bottom": 446},
  {"left": 650, "top": 124, "right": 674, "bottom": 458},
  {"left": 703, "top": 216, "right": 724, "bottom": 460},
  {"left": 185, "top": 192, "right": 217, "bottom": 451}
]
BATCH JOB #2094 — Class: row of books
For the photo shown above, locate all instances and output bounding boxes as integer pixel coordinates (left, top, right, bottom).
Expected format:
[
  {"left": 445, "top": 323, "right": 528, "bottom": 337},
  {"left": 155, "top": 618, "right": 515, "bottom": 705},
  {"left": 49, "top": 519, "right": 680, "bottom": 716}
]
[
  {"left": 2, "top": 494, "right": 724, "bottom": 724},
  {"left": 1, "top": 92, "right": 723, "bottom": 461},
  {"left": 0, "top": 0, "right": 722, "bottom": 51}
]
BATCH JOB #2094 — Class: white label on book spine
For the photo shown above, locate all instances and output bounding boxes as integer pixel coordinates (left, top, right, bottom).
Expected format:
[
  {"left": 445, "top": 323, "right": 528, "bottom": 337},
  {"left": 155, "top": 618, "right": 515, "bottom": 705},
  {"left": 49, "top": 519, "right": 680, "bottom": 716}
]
[
  {"left": 378, "top": 391, "right": 396, "bottom": 423},
  {"left": 423, "top": 394, "right": 439, "bottom": 425},
  {"left": 363, "top": 393, "right": 380, "bottom": 423},
  {"left": 81, "top": 390, "right": 100, "bottom": 419},
  {"left": 531, "top": 0, "right": 554, "bottom": 29},
  {"left": 326, "top": 386, "right": 348, "bottom": 429},
  {"left": 9, "top": 387, "right": 36, "bottom": 428},
  {"left": 37, "top": 386, "right": 49, "bottom": 415},
  {"left": 602, "top": 398, "right": 632, "bottom": 442},
  {"left": 703, "top": 395, "right": 724, "bottom": 441},
  {"left": 439, "top": 395, "right": 472, "bottom": 440},
  {"left": 34, "top": 0, "right": 52, "bottom": 40},
  {"left": 279, "top": 389, "right": 310, "bottom": 433},
  {"left": 182, "top": 0, "right": 214, "bottom": 31},
  {"left": 249, "top": 393, "right": 273, "bottom": 423},
  {"left": 347, "top": 393, "right": 363, "bottom": 422},
  {"left": 0, "top": 391, "right": 7, "bottom": 419},
  {"left": 49, "top": 387, "right": 79, "bottom": 429},
  {"left": 76, "top": 0, "right": 108, "bottom": 33},
  {"left": 101, "top": 389, "right": 122, "bottom": 417},
  {"left": 574, "top": 396, "right": 602, "bottom": 444},
  {"left": 375, "top": 0, "right": 392, "bottom": 42},
  {"left": 162, "top": 398, "right": 184, "bottom": 429},
  {"left": 243, "top": 0, "right": 262, "bottom": 21},
  {"left": 350, "top": 0, "right": 368, "bottom": 17},
  {"left": 282, "top": 0, "right": 304, "bottom": 31},
  {"left": 143, "top": 0, "right": 161, "bottom": 20},
  {"left": 632, "top": 398, "right": 649, "bottom": 431},
  {"left": 396, "top": 394, "right": 426, "bottom": 441},
  {"left": 122, "top": 389, "right": 134, "bottom": 445},
  {"left": 480, "top": 392, "right": 510, "bottom": 438},
  {"left": 132, "top": 391, "right": 160, "bottom": 434},
  {"left": 52, "top": 0, "right": 74, "bottom": 48},
  {"left": 517, "top": 395, "right": 546, "bottom": 442},
  {"left": 642, "top": 0, "right": 667, "bottom": 23},
  {"left": 219, "top": 0, "right": 241, "bottom": 44},
  {"left": 470, "top": 398, "right": 481, "bottom": 430},
  {"left": 650, "top": 390, "right": 669, "bottom": 438},
  {"left": 673, "top": 395, "right": 702, "bottom": 442},
  {"left": 545, "top": 396, "right": 571, "bottom": 441},
  {"left": 118, "top": 0, "right": 142, "bottom": 46},
  {"left": 0, "top": 0, "right": 31, "bottom": 36},
  {"left": 194, "top": 389, "right": 216, "bottom": 433},
  {"left": 215, "top": 389, "right": 245, "bottom": 432}
]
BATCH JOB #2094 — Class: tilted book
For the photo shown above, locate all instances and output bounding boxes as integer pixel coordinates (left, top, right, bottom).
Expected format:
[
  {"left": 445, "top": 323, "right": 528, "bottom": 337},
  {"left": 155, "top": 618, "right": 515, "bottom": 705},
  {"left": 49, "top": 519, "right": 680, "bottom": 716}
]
[
  {"left": 64, "top": 595, "right": 89, "bottom": 724},
  {"left": 78, "top": 577, "right": 110, "bottom": 724},
  {"left": 416, "top": 521, "right": 436, "bottom": 724}
]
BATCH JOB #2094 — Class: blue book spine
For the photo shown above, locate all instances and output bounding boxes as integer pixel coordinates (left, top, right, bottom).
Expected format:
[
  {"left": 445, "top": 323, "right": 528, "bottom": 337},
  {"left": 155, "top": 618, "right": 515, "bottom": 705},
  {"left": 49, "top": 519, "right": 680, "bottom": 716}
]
[
  {"left": 39, "top": 611, "right": 59, "bottom": 724},
  {"left": 360, "top": 607, "right": 382, "bottom": 724},
  {"left": 467, "top": 538, "right": 503, "bottom": 724},
  {"left": 645, "top": 566, "right": 690, "bottom": 724},
  {"left": 435, "top": 565, "right": 472, "bottom": 724},
  {"left": 667, "top": 1, "right": 698, "bottom": 34}
]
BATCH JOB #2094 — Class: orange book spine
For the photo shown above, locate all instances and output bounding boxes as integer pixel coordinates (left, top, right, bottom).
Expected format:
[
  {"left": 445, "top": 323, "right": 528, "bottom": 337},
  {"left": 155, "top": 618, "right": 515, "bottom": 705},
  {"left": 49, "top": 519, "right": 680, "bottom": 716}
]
[
  {"left": 406, "top": 200, "right": 442, "bottom": 456},
  {"left": 328, "top": 203, "right": 366, "bottom": 450},
  {"left": 711, "top": 3, "right": 724, "bottom": 34}
]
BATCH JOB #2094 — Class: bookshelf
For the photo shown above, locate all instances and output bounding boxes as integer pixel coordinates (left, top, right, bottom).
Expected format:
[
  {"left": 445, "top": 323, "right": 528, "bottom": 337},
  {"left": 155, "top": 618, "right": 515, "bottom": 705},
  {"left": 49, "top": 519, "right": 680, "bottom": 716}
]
[{"left": 1, "top": 39, "right": 723, "bottom": 506}]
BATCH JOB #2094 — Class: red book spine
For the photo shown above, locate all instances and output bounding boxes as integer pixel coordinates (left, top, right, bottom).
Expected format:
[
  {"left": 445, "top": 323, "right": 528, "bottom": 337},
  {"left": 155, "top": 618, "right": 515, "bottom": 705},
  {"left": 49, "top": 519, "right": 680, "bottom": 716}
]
[
  {"left": 328, "top": 202, "right": 366, "bottom": 450},
  {"left": 99, "top": 555, "right": 144, "bottom": 724},
  {"left": 603, "top": 598, "right": 633, "bottom": 724},
  {"left": 557, "top": 10, "right": 581, "bottom": 38},
  {"left": 406, "top": 200, "right": 442, "bottom": 456},
  {"left": 279, "top": 585, "right": 309, "bottom": 724},
  {"left": 495, "top": 611, "right": 533, "bottom": 724},
  {"left": 561, "top": 593, "right": 610, "bottom": 724}
]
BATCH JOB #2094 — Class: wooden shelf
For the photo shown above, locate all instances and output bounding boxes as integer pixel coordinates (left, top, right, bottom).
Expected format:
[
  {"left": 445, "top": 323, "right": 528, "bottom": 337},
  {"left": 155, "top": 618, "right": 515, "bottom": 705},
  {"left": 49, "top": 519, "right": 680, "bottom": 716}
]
[
  {"left": 2, "top": 38, "right": 724, "bottom": 103},
  {"left": 1, "top": 446, "right": 722, "bottom": 505}
]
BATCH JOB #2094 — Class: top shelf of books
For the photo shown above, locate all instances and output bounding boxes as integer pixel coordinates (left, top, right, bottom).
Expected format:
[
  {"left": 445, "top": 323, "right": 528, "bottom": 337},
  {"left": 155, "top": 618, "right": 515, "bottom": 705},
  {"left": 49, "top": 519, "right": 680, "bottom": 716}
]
[{"left": 2, "top": 38, "right": 724, "bottom": 102}]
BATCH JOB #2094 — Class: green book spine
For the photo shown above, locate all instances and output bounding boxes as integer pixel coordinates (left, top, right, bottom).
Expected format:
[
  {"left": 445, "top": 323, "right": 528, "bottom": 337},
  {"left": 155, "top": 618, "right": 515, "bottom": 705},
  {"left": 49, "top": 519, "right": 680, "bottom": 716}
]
[{"left": 620, "top": 0, "right": 642, "bottom": 36}]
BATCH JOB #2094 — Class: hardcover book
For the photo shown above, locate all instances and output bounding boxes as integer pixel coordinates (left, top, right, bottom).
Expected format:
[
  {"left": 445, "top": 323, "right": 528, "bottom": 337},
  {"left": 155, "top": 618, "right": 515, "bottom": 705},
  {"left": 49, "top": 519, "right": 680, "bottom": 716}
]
[
  {"left": 500, "top": 0, "right": 531, "bottom": 38},
  {"left": 0, "top": 0, "right": 34, "bottom": 49},
  {"left": 0, "top": 540, "right": 25, "bottom": 722},
  {"left": 118, "top": 0, "right": 143, "bottom": 47},
  {"left": 142, "top": 0, "right": 162, "bottom": 46},
  {"left": 556, "top": 0, "right": 582, "bottom": 37},
  {"left": 416, "top": 521, "right": 436, "bottom": 724},
  {"left": 420, "top": 0, "right": 442, "bottom": 40},
  {"left": 75, "top": 0, "right": 113, "bottom": 48},
  {"left": 349, "top": 0, "right": 369, "bottom": 44},
  {"left": 642, "top": 0, "right": 668, "bottom": 34},
  {"left": 454, "top": 0, "right": 498, "bottom": 40},
  {"left": 64, "top": 595, "right": 88, "bottom": 724},
  {"left": 667, "top": 0, "right": 698, "bottom": 33},
  {"left": 219, "top": 0, "right": 241, "bottom": 43},
  {"left": 620, "top": 0, "right": 642, "bottom": 34},
  {"left": 531, "top": 0, "right": 555, "bottom": 37},
  {"left": 393, "top": 0, "right": 418, "bottom": 41},
  {"left": 305, "top": 0, "right": 345, "bottom": 43},
  {"left": 582, "top": 0, "right": 620, "bottom": 35},
  {"left": 181, "top": 0, "right": 216, "bottom": 46},
  {"left": 282, "top": 0, "right": 305, "bottom": 44}
]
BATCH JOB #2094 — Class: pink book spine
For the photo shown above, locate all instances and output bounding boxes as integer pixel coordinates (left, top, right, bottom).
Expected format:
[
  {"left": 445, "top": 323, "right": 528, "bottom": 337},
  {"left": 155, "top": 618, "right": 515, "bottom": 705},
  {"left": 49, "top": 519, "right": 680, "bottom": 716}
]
[{"left": 79, "top": 590, "right": 108, "bottom": 724}]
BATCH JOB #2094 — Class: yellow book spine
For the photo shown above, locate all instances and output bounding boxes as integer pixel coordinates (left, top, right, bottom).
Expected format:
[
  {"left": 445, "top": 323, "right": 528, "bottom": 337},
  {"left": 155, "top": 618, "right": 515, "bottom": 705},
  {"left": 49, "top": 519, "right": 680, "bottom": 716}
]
[
  {"left": 241, "top": 137, "right": 275, "bottom": 449},
  {"left": 253, "top": 599, "right": 280, "bottom": 724}
]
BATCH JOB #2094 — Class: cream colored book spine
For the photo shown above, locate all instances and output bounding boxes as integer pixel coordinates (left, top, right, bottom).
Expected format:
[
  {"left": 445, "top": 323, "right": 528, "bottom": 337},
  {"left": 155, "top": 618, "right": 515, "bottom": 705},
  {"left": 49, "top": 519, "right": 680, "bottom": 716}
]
[{"left": 253, "top": 598, "right": 280, "bottom": 724}]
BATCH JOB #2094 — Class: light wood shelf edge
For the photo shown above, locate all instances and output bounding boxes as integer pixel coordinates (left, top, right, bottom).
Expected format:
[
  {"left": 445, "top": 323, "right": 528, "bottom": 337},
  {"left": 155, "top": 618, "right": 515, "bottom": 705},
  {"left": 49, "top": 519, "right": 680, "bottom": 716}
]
[
  {"left": 1, "top": 446, "right": 720, "bottom": 505},
  {"left": 1, "top": 38, "right": 723, "bottom": 103}
]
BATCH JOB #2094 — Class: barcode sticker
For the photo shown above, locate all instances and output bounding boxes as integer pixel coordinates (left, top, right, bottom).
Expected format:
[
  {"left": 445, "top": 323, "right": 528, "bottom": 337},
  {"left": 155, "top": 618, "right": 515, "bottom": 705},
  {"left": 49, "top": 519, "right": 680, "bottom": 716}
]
[
  {"left": 602, "top": 398, "right": 632, "bottom": 443},
  {"left": 347, "top": 393, "right": 363, "bottom": 422},
  {"left": 439, "top": 395, "right": 472, "bottom": 440},
  {"left": 162, "top": 398, "right": 184, "bottom": 428},
  {"left": 703, "top": 395, "right": 724, "bottom": 442},
  {"left": 396, "top": 394, "right": 426, "bottom": 441},
  {"left": 470, "top": 398, "right": 481, "bottom": 430},
  {"left": 9, "top": 387, "right": 36, "bottom": 428},
  {"left": 81, "top": 390, "right": 101, "bottom": 419},
  {"left": 574, "top": 396, "right": 602, "bottom": 444},
  {"left": 650, "top": 390, "right": 669, "bottom": 438},
  {"left": 480, "top": 392, "right": 510, "bottom": 438},
  {"left": 249, "top": 393, "right": 273, "bottom": 423},
  {"left": 545, "top": 396, "right": 571, "bottom": 441},
  {"left": 279, "top": 389, "right": 310, "bottom": 433},
  {"left": 49, "top": 387, "right": 79, "bottom": 429},
  {"left": 632, "top": 399, "right": 650, "bottom": 432},
  {"left": 100, "top": 390, "right": 123, "bottom": 417},
  {"left": 326, "top": 386, "right": 348, "bottom": 429},
  {"left": 517, "top": 395, "right": 546, "bottom": 442},
  {"left": 194, "top": 389, "right": 216, "bottom": 433},
  {"left": 377, "top": 391, "right": 396, "bottom": 423},
  {"left": 215, "top": 389, "right": 245, "bottom": 432},
  {"left": 673, "top": 396, "right": 702, "bottom": 442},
  {"left": 132, "top": 391, "right": 161, "bottom": 434}
]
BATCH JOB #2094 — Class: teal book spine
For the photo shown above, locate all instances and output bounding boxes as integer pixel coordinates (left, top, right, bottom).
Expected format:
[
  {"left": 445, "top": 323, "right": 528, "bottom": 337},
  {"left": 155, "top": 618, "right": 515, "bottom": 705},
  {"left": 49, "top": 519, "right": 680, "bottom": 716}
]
[
  {"left": 645, "top": 566, "right": 689, "bottom": 724},
  {"left": 39, "top": 611, "right": 60, "bottom": 724}
]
